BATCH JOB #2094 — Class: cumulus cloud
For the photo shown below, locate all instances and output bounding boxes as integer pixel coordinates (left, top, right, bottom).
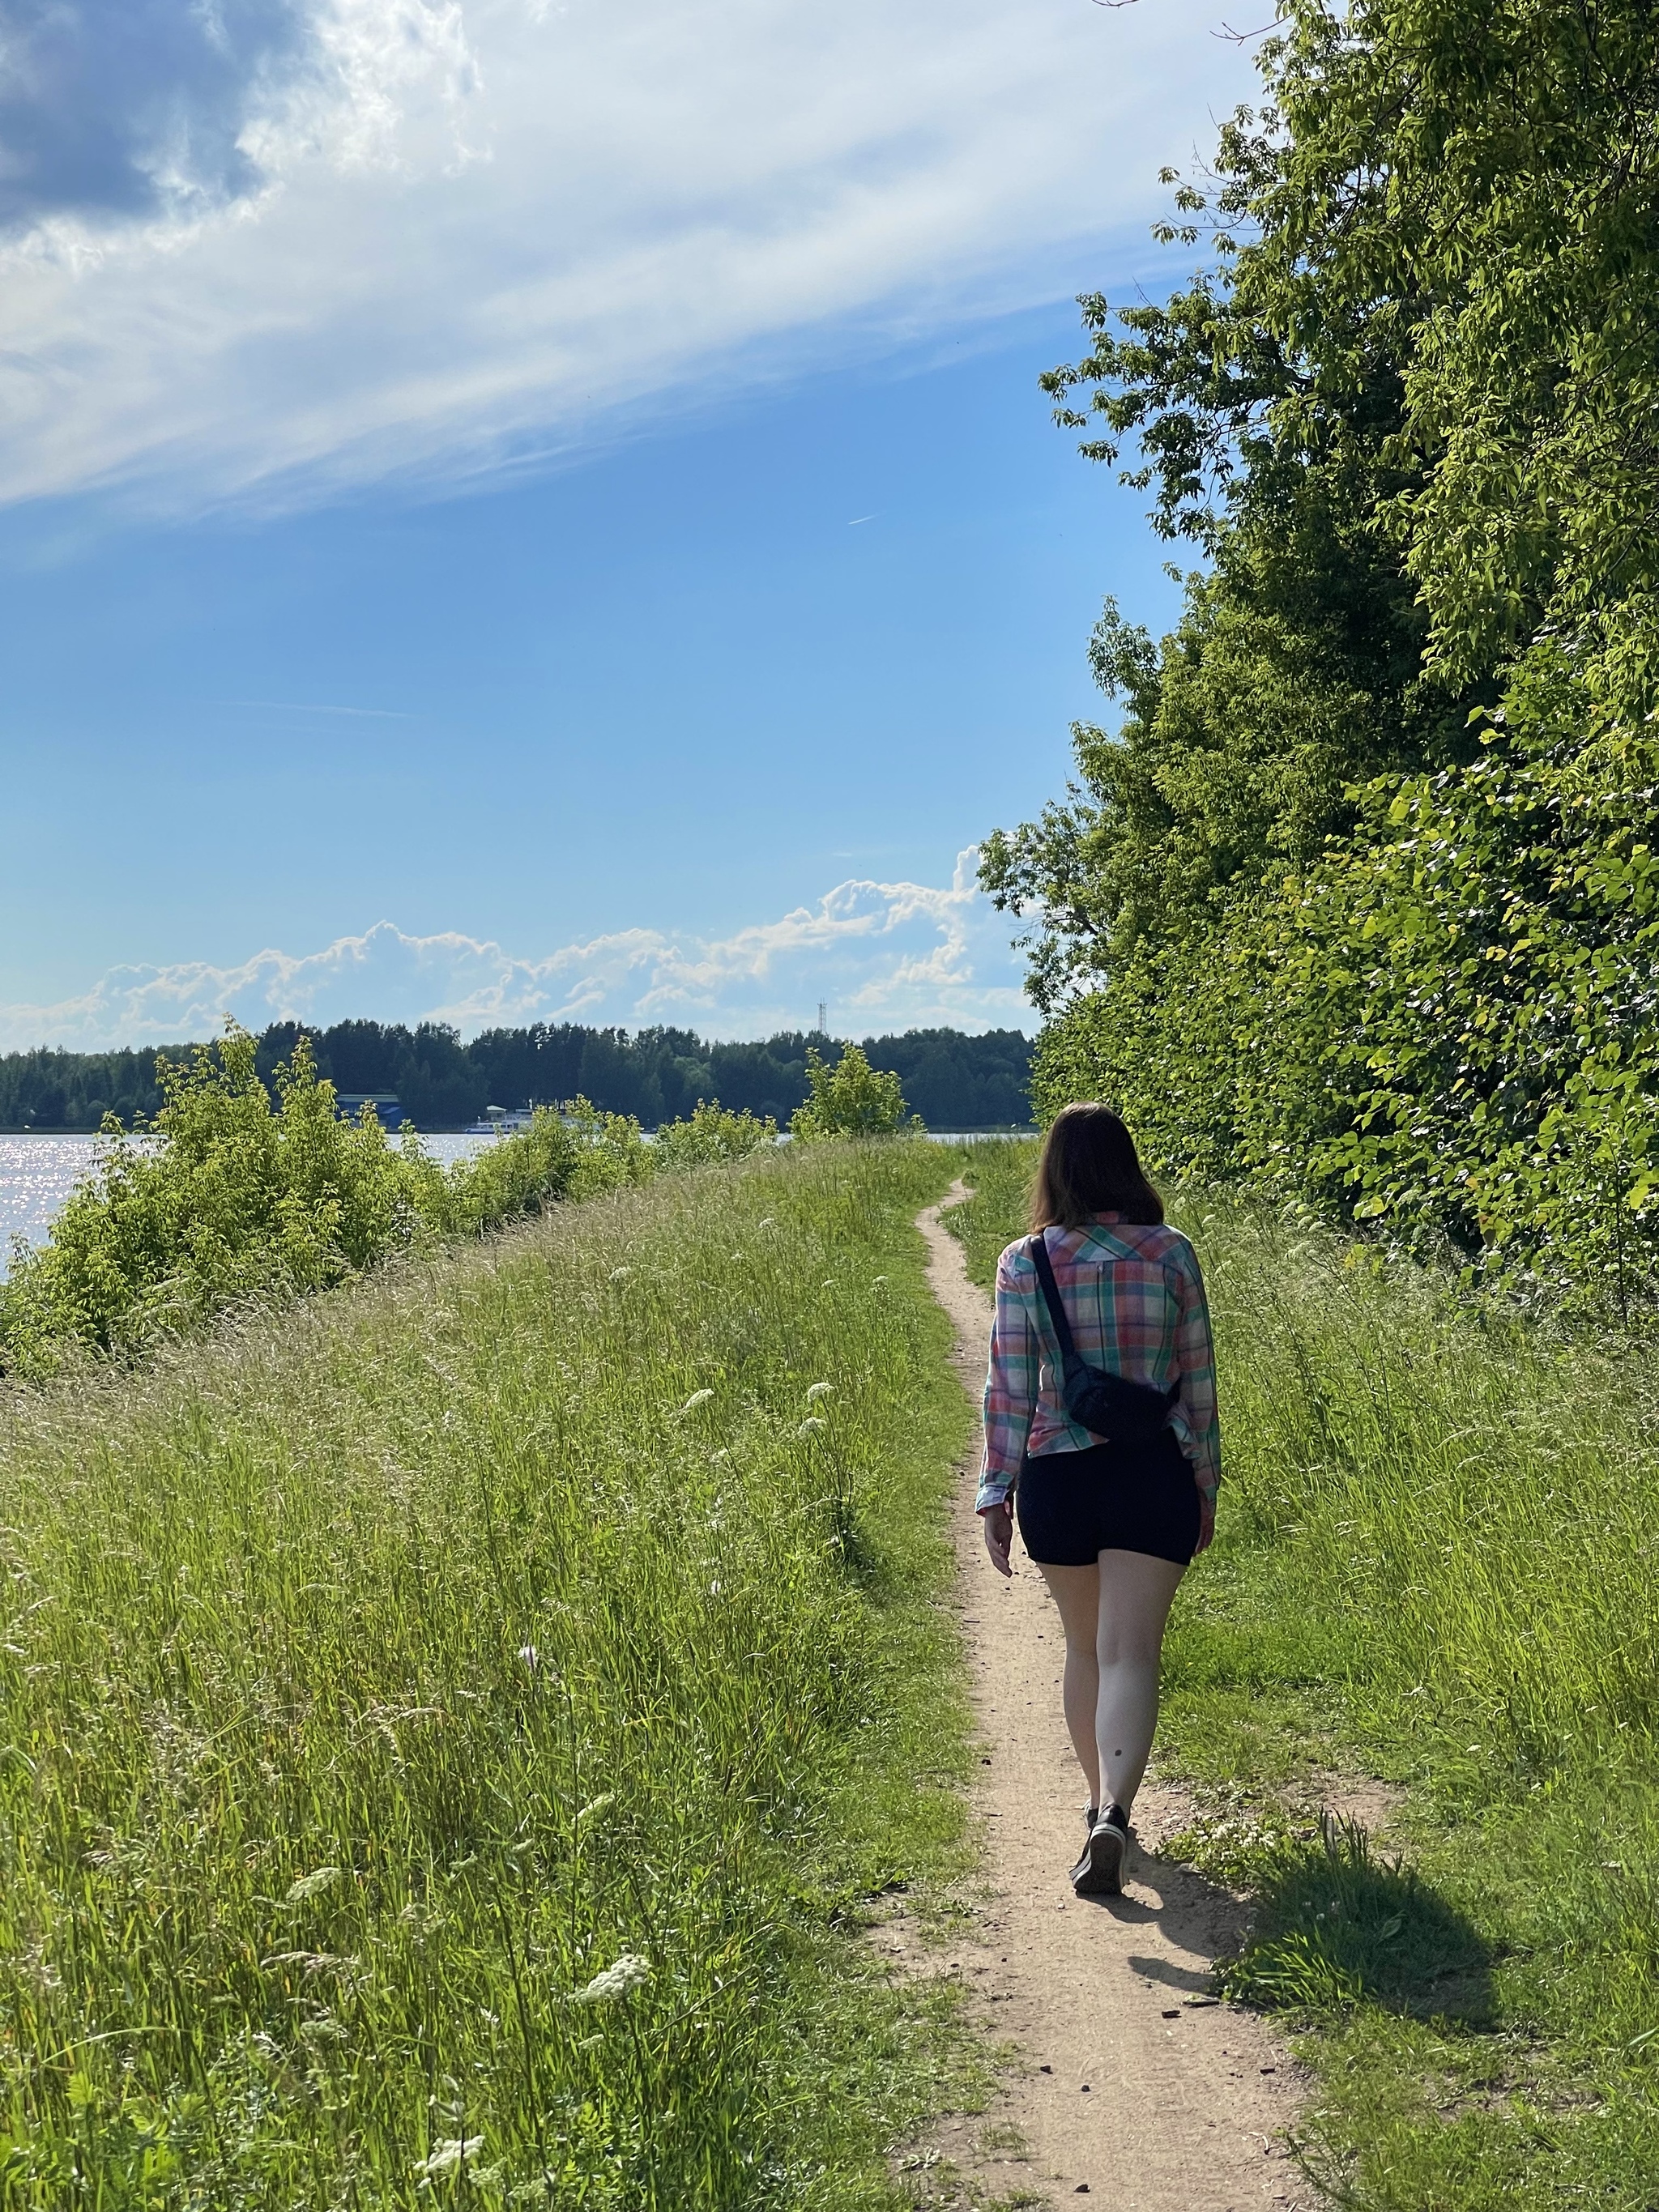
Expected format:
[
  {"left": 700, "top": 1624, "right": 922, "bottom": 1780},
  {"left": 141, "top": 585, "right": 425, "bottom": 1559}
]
[
  {"left": 0, "top": 851, "right": 1033, "bottom": 1051},
  {"left": 0, "top": 0, "right": 477, "bottom": 231},
  {"left": 0, "top": 0, "right": 304, "bottom": 228},
  {"left": 0, "top": 0, "right": 1252, "bottom": 510}
]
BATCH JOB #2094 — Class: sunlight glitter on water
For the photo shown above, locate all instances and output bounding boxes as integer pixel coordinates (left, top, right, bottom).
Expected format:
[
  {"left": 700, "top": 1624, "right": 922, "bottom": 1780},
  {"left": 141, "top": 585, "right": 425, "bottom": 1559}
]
[{"left": 0, "top": 1136, "right": 104, "bottom": 1278}]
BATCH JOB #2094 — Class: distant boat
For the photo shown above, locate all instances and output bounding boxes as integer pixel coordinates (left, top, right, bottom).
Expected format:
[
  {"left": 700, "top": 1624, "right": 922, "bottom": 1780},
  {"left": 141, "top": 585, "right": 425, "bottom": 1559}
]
[{"left": 462, "top": 1104, "right": 539, "bottom": 1136}]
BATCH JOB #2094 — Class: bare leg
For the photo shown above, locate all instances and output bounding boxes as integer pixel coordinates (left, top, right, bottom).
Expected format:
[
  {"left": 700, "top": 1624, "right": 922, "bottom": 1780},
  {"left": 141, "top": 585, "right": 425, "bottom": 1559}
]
[
  {"left": 1094, "top": 1549, "right": 1185, "bottom": 1816},
  {"left": 1034, "top": 1561, "right": 1103, "bottom": 1809}
]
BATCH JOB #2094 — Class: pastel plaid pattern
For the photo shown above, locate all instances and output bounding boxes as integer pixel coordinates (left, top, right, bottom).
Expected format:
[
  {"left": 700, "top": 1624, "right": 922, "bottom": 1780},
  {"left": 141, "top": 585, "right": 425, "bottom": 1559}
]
[{"left": 977, "top": 1215, "right": 1221, "bottom": 1515}]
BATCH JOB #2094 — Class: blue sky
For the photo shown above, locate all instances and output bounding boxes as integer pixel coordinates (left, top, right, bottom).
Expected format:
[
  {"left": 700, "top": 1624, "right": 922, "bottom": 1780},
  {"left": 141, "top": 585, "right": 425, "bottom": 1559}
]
[{"left": 0, "top": 0, "right": 1254, "bottom": 1048}]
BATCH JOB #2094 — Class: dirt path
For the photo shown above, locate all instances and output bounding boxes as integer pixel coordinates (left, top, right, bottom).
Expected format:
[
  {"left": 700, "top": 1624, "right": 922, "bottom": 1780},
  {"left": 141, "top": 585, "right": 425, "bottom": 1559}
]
[{"left": 902, "top": 1188, "right": 1315, "bottom": 2212}]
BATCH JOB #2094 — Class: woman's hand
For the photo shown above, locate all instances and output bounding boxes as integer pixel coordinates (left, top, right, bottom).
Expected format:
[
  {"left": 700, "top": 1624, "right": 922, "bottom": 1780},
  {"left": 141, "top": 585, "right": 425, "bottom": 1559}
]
[
  {"left": 980, "top": 1501, "right": 1014, "bottom": 1578},
  {"left": 1193, "top": 1491, "right": 1216, "bottom": 1555}
]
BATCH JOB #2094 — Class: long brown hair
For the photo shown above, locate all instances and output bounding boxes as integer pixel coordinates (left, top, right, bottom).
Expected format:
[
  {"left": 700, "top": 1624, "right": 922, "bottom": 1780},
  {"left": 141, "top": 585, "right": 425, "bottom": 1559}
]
[{"left": 1030, "top": 1102, "right": 1164, "bottom": 1230}]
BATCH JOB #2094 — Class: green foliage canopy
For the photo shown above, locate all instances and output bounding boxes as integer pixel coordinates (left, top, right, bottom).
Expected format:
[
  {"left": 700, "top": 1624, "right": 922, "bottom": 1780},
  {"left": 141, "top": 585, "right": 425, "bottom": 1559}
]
[{"left": 986, "top": 0, "right": 1659, "bottom": 1311}]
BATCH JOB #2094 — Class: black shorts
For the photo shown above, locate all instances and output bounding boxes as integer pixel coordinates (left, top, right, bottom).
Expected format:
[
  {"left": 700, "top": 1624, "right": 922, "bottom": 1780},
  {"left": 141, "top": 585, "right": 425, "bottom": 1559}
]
[{"left": 1015, "top": 1430, "right": 1201, "bottom": 1567}]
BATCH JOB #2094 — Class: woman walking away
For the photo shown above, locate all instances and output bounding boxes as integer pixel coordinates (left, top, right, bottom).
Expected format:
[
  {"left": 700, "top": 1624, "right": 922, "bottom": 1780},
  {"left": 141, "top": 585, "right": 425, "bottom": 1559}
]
[{"left": 978, "top": 1104, "right": 1219, "bottom": 1898}]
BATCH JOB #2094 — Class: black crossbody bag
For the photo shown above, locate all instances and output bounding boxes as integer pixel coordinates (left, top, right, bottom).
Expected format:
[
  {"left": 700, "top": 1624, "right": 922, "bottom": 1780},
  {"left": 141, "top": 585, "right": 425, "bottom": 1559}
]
[{"left": 1026, "top": 1230, "right": 1180, "bottom": 1445}]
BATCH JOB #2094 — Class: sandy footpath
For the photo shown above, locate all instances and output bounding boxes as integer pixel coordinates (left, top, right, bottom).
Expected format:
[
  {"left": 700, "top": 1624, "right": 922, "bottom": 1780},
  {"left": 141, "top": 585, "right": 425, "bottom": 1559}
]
[{"left": 894, "top": 1187, "right": 1318, "bottom": 2212}]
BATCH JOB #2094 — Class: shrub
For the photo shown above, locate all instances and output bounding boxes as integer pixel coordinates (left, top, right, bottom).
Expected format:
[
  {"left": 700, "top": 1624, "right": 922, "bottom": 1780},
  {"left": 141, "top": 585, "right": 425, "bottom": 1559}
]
[
  {"left": 433, "top": 1097, "right": 652, "bottom": 1235},
  {"left": 0, "top": 1035, "right": 655, "bottom": 1379},
  {"left": 0, "top": 1031, "right": 421, "bottom": 1375},
  {"left": 652, "top": 1098, "right": 778, "bottom": 1170},
  {"left": 789, "top": 1045, "right": 920, "bottom": 1141}
]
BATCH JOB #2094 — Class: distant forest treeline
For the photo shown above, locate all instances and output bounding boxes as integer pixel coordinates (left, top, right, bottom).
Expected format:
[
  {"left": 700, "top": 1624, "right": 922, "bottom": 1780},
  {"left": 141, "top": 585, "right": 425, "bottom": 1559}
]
[{"left": 0, "top": 1022, "right": 1034, "bottom": 1132}]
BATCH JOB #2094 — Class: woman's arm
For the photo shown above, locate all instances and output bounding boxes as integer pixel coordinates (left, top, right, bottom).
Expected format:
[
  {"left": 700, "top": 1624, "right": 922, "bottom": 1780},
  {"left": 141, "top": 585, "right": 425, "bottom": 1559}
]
[
  {"left": 979, "top": 1248, "right": 1038, "bottom": 1575},
  {"left": 1173, "top": 1245, "right": 1222, "bottom": 1552}
]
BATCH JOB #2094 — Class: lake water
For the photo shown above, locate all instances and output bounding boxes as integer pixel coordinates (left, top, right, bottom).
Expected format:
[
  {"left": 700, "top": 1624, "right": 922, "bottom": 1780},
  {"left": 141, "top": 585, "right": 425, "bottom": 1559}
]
[
  {"left": 0, "top": 1131, "right": 497, "bottom": 1281},
  {"left": 0, "top": 1136, "right": 104, "bottom": 1277}
]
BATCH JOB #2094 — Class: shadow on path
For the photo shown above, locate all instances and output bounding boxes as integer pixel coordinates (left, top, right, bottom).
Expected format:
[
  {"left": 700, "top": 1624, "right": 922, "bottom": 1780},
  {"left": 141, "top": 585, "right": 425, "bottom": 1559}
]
[{"left": 1070, "top": 1813, "right": 1494, "bottom": 2034}]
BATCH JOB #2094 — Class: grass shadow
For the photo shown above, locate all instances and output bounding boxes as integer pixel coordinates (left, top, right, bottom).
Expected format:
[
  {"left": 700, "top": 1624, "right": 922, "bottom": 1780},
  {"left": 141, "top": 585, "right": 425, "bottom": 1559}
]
[{"left": 1220, "top": 1814, "right": 1495, "bottom": 2028}]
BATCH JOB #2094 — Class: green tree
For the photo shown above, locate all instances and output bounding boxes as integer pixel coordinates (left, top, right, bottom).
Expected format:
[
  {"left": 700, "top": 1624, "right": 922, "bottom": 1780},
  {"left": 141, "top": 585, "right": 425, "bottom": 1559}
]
[
  {"left": 0, "top": 1029, "right": 424, "bottom": 1371},
  {"left": 789, "top": 1046, "right": 919, "bottom": 1141},
  {"left": 992, "top": 0, "right": 1659, "bottom": 1305}
]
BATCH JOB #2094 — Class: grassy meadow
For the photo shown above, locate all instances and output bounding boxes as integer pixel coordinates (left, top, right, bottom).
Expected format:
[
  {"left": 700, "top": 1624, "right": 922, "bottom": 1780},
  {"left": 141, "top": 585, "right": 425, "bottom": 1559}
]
[
  {"left": 951, "top": 1142, "right": 1659, "bottom": 2211},
  {"left": 0, "top": 1141, "right": 980, "bottom": 2209}
]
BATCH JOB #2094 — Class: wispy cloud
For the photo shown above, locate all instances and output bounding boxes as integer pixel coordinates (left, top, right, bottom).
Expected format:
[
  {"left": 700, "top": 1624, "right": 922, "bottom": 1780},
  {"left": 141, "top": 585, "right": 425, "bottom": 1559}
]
[
  {"left": 0, "top": 851, "right": 1032, "bottom": 1051},
  {"left": 0, "top": 0, "right": 1252, "bottom": 513}
]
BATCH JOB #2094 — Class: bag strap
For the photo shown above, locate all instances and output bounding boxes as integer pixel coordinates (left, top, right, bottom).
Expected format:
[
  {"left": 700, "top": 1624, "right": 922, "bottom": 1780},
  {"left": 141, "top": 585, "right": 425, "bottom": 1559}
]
[{"left": 1026, "top": 1232, "right": 1079, "bottom": 1363}]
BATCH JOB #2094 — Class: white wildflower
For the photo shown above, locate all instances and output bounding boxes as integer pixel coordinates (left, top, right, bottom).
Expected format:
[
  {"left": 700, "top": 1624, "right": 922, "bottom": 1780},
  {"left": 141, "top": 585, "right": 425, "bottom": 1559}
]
[
  {"left": 680, "top": 1389, "right": 715, "bottom": 1415},
  {"left": 518, "top": 1643, "right": 541, "bottom": 1671},
  {"left": 708, "top": 1579, "right": 721, "bottom": 1596},
  {"left": 797, "top": 1417, "right": 827, "bottom": 1438},
  {"left": 286, "top": 1866, "right": 342, "bottom": 1904},
  {"left": 413, "top": 2135, "right": 484, "bottom": 2180},
  {"left": 805, "top": 1381, "right": 833, "bottom": 1402},
  {"left": 573, "top": 1953, "right": 651, "bottom": 2004}
]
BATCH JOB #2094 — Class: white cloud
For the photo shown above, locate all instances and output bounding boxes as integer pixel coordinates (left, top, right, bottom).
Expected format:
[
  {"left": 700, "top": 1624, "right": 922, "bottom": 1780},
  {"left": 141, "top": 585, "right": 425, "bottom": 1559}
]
[
  {"left": 0, "top": 0, "right": 1254, "bottom": 511},
  {"left": 0, "top": 850, "right": 1034, "bottom": 1050}
]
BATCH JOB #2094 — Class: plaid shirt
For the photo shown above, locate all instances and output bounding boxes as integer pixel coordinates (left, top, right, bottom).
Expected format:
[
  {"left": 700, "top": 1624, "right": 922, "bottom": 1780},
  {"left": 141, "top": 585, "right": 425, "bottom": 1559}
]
[{"left": 977, "top": 1214, "right": 1221, "bottom": 1514}]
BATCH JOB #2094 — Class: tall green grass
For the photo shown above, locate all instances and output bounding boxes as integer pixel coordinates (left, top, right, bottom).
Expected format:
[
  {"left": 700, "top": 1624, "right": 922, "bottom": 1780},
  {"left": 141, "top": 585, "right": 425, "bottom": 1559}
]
[
  {"left": 952, "top": 1142, "right": 1659, "bottom": 2210},
  {"left": 0, "top": 1142, "right": 974, "bottom": 2209}
]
